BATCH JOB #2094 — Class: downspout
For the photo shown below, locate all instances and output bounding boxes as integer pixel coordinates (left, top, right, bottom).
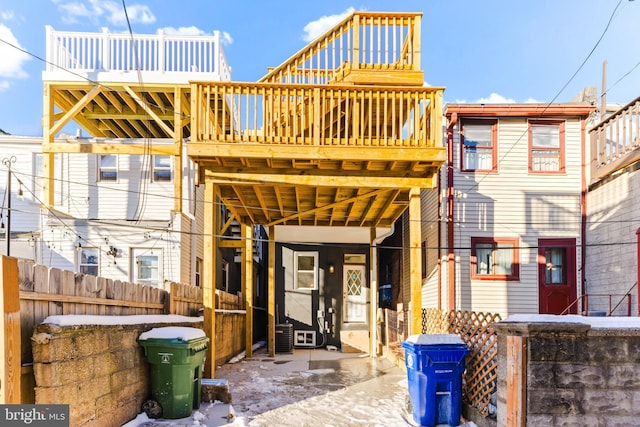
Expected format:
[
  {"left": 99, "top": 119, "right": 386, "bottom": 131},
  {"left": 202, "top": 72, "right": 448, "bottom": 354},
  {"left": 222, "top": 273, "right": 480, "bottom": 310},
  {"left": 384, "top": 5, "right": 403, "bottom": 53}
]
[
  {"left": 637, "top": 229, "right": 640, "bottom": 316},
  {"left": 447, "top": 113, "right": 457, "bottom": 310},
  {"left": 580, "top": 117, "right": 587, "bottom": 307}
]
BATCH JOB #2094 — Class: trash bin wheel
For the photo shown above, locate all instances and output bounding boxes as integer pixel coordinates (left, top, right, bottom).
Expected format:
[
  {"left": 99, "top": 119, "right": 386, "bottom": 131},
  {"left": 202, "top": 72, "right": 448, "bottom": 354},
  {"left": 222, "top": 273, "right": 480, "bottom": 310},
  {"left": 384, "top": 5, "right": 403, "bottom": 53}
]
[
  {"left": 142, "top": 399, "right": 163, "bottom": 419},
  {"left": 405, "top": 393, "right": 412, "bottom": 414}
]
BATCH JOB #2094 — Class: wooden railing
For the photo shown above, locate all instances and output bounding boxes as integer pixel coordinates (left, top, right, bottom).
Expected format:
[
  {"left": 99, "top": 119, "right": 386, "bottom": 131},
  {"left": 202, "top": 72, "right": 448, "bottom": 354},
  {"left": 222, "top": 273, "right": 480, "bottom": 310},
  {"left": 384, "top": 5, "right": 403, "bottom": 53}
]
[
  {"left": 260, "top": 12, "right": 422, "bottom": 84},
  {"left": 191, "top": 81, "right": 443, "bottom": 147},
  {"left": 44, "top": 25, "right": 231, "bottom": 81},
  {"left": 590, "top": 96, "right": 640, "bottom": 181}
]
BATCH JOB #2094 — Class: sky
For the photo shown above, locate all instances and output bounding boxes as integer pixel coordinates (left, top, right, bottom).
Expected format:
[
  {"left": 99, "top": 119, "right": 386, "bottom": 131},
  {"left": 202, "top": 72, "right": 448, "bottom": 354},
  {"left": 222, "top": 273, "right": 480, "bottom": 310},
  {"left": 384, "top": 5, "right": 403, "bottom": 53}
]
[{"left": 0, "top": 0, "right": 639, "bottom": 136}]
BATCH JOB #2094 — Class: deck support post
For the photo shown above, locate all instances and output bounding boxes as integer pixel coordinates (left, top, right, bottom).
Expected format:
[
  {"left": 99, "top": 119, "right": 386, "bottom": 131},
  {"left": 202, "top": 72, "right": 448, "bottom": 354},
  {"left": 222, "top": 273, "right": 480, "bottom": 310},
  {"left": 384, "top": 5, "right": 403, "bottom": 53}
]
[
  {"left": 409, "top": 187, "right": 422, "bottom": 335},
  {"left": 369, "top": 227, "right": 378, "bottom": 356},
  {"left": 268, "top": 226, "right": 276, "bottom": 356},
  {"left": 242, "top": 224, "right": 254, "bottom": 358},
  {"left": 203, "top": 180, "right": 218, "bottom": 378}
]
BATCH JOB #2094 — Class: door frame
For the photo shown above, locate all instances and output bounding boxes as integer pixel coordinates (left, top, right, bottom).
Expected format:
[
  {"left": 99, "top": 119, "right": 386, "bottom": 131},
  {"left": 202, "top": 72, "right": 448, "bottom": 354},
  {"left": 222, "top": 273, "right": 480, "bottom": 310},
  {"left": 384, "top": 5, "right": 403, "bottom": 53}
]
[
  {"left": 343, "top": 263, "right": 367, "bottom": 323},
  {"left": 538, "top": 238, "right": 577, "bottom": 314}
]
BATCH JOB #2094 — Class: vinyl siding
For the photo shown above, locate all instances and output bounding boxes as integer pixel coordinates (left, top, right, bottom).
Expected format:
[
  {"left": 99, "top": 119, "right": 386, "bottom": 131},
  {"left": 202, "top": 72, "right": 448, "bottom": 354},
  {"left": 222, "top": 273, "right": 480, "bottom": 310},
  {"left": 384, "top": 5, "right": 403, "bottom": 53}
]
[
  {"left": 448, "top": 117, "right": 585, "bottom": 317},
  {"left": 585, "top": 167, "right": 640, "bottom": 307}
]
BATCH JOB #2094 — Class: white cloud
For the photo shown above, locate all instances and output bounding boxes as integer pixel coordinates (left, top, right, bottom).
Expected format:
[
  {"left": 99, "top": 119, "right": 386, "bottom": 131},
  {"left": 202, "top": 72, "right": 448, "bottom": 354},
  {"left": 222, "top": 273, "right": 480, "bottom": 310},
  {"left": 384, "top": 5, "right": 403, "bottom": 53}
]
[
  {"left": 523, "top": 97, "right": 541, "bottom": 104},
  {"left": 56, "top": 0, "right": 155, "bottom": 26},
  {"left": 221, "top": 31, "right": 233, "bottom": 46},
  {"left": 0, "top": 24, "right": 30, "bottom": 80},
  {"left": 159, "top": 26, "right": 207, "bottom": 36},
  {"left": 0, "top": 80, "right": 10, "bottom": 92},
  {"left": 475, "top": 93, "right": 516, "bottom": 104},
  {"left": 157, "top": 27, "right": 233, "bottom": 45},
  {"left": 302, "top": 7, "right": 355, "bottom": 42},
  {"left": 1, "top": 11, "right": 15, "bottom": 21}
]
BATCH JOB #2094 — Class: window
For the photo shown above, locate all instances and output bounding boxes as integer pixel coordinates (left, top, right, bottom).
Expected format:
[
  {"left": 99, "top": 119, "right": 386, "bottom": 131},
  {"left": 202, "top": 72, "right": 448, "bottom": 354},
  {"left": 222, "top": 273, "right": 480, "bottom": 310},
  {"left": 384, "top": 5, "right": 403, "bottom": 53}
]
[
  {"left": 132, "top": 249, "right": 162, "bottom": 287},
  {"left": 461, "top": 119, "right": 497, "bottom": 172},
  {"left": 471, "top": 237, "right": 519, "bottom": 281},
  {"left": 153, "top": 155, "right": 172, "bottom": 181},
  {"left": 529, "top": 120, "right": 565, "bottom": 173},
  {"left": 78, "top": 248, "right": 99, "bottom": 276},
  {"left": 545, "top": 247, "right": 567, "bottom": 285},
  {"left": 294, "top": 251, "right": 318, "bottom": 290},
  {"left": 195, "top": 257, "right": 202, "bottom": 287},
  {"left": 98, "top": 154, "right": 118, "bottom": 181}
]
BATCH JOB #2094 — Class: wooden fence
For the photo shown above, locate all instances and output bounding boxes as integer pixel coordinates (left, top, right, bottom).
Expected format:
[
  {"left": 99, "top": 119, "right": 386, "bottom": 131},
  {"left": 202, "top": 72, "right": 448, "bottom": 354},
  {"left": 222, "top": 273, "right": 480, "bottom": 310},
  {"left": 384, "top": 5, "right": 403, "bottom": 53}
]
[{"left": 0, "top": 256, "right": 246, "bottom": 404}]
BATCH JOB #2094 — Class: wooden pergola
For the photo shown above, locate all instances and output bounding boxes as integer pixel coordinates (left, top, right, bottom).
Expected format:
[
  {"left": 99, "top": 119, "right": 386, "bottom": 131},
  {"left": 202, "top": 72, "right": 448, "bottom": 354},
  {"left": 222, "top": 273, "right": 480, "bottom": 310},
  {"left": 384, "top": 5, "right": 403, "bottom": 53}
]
[{"left": 41, "top": 12, "right": 445, "bottom": 377}]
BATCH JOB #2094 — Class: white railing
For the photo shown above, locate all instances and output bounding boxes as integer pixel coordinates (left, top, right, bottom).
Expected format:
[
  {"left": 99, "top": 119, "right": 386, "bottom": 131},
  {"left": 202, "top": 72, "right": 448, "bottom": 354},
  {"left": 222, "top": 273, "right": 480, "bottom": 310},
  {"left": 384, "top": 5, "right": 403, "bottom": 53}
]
[{"left": 44, "top": 26, "right": 231, "bottom": 82}]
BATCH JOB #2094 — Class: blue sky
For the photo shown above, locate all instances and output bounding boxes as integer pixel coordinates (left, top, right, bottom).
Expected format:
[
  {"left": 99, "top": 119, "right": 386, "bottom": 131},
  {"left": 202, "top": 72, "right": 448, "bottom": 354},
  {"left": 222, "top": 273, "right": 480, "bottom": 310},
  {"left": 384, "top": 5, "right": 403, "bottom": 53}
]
[{"left": 0, "top": 0, "right": 639, "bottom": 136}]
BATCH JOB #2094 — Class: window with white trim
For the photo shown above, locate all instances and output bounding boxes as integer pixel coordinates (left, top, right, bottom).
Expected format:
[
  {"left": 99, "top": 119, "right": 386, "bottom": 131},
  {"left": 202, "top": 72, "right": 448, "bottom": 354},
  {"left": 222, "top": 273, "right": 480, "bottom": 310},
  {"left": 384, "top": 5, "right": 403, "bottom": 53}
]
[
  {"left": 195, "top": 257, "right": 202, "bottom": 287},
  {"left": 132, "top": 249, "right": 162, "bottom": 287},
  {"left": 153, "top": 155, "right": 172, "bottom": 181},
  {"left": 98, "top": 154, "right": 118, "bottom": 181},
  {"left": 461, "top": 119, "right": 497, "bottom": 172},
  {"left": 529, "top": 120, "right": 565, "bottom": 173},
  {"left": 294, "top": 251, "right": 318, "bottom": 290},
  {"left": 78, "top": 248, "right": 99, "bottom": 276}
]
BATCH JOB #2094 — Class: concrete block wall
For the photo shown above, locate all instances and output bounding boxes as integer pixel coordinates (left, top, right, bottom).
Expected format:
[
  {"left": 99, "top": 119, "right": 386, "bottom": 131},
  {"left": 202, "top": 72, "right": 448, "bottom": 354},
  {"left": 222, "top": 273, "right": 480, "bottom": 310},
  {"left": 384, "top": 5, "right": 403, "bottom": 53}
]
[
  {"left": 31, "top": 321, "right": 203, "bottom": 427},
  {"left": 494, "top": 320, "right": 640, "bottom": 426}
]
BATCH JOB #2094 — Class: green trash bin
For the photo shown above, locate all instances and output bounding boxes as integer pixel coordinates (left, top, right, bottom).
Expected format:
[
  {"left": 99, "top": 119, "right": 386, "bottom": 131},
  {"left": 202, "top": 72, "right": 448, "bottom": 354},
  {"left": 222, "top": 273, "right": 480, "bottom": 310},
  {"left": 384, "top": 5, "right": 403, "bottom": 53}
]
[{"left": 138, "top": 326, "right": 209, "bottom": 419}]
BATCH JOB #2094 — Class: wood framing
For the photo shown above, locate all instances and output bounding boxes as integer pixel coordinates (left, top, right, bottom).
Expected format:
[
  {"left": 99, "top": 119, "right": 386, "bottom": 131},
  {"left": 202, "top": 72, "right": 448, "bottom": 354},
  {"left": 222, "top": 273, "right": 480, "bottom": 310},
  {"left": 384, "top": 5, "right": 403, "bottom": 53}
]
[
  {"left": 409, "top": 187, "right": 422, "bottom": 334},
  {"left": 0, "top": 256, "right": 20, "bottom": 403},
  {"left": 202, "top": 181, "right": 218, "bottom": 378},
  {"left": 242, "top": 224, "right": 254, "bottom": 358}
]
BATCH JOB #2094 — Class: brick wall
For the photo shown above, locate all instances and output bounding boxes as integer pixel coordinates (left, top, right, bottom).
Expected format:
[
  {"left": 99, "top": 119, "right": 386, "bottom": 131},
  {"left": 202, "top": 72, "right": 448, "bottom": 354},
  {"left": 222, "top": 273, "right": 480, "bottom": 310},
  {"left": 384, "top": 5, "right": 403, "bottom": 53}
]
[
  {"left": 31, "top": 320, "right": 203, "bottom": 427},
  {"left": 494, "top": 320, "right": 640, "bottom": 426}
]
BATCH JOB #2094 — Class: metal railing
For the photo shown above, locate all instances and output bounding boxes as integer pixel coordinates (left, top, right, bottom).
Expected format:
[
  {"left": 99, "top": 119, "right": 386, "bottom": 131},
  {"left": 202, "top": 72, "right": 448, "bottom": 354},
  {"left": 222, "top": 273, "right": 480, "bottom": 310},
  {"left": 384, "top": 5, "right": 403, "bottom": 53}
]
[
  {"left": 561, "top": 286, "right": 636, "bottom": 316},
  {"left": 44, "top": 26, "right": 231, "bottom": 81}
]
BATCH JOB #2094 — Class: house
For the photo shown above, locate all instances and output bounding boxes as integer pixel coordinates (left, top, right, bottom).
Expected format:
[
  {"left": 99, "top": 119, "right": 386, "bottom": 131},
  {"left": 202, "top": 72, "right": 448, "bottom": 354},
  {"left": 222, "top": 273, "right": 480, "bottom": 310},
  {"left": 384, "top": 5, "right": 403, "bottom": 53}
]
[
  {"left": 390, "top": 102, "right": 596, "bottom": 320},
  {"left": 186, "top": 10, "right": 445, "bottom": 368},
  {"left": 585, "top": 96, "right": 640, "bottom": 315},
  {"left": 0, "top": 135, "right": 45, "bottom": 260},
  {"left": 39, "top": 28, "right": 265, "bottom": 312},
  {"left": 38, "top": 13, "right": 445, "bottom": 376}
]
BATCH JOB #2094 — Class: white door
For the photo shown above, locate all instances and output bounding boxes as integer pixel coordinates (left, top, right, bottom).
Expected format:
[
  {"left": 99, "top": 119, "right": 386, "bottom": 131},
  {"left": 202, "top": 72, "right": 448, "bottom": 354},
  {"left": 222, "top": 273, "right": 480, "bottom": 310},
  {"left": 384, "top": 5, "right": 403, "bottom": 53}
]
[{"left": 343, "top": 265, "right": 367, "bottom": 323}]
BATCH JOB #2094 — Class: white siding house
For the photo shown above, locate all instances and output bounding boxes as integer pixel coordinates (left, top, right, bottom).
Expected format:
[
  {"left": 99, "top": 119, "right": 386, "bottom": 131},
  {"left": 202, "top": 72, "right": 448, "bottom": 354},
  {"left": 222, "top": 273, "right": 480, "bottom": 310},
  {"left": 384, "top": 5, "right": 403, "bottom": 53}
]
[
  {"left": 419, "top": 103, "right": 596, "bottom": 318},
  {"left": 0, "top": 136, "right": 46, "bottom": 260},
  {"left": 0, "top": 134, "right": 203, "bottom": 289}
]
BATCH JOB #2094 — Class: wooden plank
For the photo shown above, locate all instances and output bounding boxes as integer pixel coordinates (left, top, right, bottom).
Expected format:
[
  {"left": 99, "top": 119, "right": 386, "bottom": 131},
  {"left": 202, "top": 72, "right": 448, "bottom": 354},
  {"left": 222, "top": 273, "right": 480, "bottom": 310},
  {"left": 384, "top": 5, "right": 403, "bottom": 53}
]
[
  {"left": 19, "top": 291, "right": 165, "bottom": 310},
  {"left": 506, "top": 335, "right": 527, "bottom": 427},
  {"left": 1, "top": 256, "right": 21, "bottom": 403},
  {"left": 18, "top": 261, "right": 35, "bottom": 364},
  {"left": 203, "top": 180, "right": 218, "bottom": 378},
  {"left": 61, "top": 269, "right": 75, "bottom": 314},
  {"left": 48, "top": 268, "right": 63, "bottom": 316}
]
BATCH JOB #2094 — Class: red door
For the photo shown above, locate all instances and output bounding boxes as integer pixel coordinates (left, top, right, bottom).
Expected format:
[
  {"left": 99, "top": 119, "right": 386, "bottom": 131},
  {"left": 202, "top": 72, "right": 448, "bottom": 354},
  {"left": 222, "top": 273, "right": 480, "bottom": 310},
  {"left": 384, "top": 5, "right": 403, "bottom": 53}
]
[{"left": 538, "top": 238, "right": 577, "bottom": 314}]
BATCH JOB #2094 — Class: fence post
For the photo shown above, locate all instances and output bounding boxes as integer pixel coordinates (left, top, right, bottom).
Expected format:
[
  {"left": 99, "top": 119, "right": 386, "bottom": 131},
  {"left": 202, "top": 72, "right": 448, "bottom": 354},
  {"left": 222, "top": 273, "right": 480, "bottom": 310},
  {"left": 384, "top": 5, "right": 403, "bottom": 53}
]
[{"left": 0, "top": 256, "right": 21, "bottom": 403}]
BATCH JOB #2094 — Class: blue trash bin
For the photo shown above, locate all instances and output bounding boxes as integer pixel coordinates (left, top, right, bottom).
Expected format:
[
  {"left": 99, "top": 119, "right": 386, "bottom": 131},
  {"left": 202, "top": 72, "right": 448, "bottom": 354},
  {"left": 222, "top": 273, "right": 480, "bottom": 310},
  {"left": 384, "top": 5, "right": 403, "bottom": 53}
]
[{"left": 402, "top": 334, "right": 469, "bottom": 427}]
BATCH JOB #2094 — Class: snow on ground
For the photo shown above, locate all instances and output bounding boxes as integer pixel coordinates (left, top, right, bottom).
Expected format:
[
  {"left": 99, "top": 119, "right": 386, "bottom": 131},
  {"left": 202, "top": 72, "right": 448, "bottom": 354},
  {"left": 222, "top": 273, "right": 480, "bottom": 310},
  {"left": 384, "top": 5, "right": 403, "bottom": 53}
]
[{"left": 123, "top": 347, "right": 479, "bottom": 427}]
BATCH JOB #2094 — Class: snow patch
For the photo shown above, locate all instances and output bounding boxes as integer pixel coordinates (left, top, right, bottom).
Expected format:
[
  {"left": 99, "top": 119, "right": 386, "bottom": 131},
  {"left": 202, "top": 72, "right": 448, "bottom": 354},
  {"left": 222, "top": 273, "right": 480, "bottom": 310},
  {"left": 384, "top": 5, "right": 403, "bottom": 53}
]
[
  {"left": 43, "top": 314, "right": 203, "bottom": 326},
  {"left": 405, "top": 333, "right": 465, "bottom": 345},
  {"left": 138, "top": 326, "right": 206, "bottom": 341},
  {"left": 503, "top": 314, "right": 640, "bottom": 329}
]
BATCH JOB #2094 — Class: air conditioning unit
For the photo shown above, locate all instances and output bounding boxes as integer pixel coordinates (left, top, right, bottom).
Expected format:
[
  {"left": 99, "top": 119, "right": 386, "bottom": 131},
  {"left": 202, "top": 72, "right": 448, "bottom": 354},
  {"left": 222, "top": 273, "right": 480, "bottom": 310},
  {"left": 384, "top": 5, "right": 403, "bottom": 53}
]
[
  {"left": 275, "top": 324, "right": 293, "bottom": 353},
  {"left": 294, "top": 330, "right": 316, "bottom": 348}
]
